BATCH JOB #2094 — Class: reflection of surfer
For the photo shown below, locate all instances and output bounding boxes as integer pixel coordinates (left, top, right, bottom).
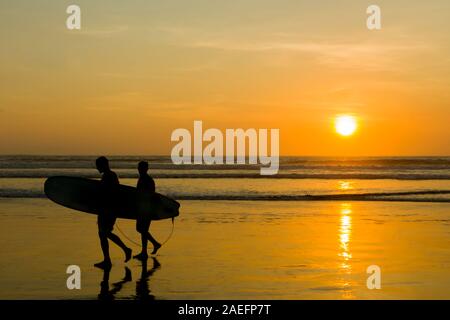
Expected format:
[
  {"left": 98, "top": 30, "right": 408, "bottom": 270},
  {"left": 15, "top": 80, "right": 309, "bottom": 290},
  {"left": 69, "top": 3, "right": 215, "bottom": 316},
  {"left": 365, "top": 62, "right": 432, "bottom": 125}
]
[
  {"left": 97, "top": 258, "right": 160, "bottom": 300},
  {"left": 98, "top": 267, "right": 132, "bottom": 300},
  {"left": 133, "top": 161, "right": 161, "bottom": 261},
  {"left": 94, "top": 156, "right": 132, "bottom": 270},
  {"left": 135, "top": 257, "right": 161, "bottom": 300}
]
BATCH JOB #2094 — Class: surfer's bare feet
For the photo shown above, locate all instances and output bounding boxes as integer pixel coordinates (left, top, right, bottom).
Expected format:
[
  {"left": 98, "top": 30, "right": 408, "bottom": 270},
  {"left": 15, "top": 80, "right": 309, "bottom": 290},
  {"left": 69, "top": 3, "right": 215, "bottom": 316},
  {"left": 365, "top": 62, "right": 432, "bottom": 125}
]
[
  {"left": 151, "top": 243, "right": 161, "bottom": 255},
  {"left": 124, "top": 247, "right": 132, "bottom": 262},
  {"left": 133, "top": 252, "right": 148, "bottom": 261},
  {"left": 94, "top": 260, "right": 112, "bottom": 270}
]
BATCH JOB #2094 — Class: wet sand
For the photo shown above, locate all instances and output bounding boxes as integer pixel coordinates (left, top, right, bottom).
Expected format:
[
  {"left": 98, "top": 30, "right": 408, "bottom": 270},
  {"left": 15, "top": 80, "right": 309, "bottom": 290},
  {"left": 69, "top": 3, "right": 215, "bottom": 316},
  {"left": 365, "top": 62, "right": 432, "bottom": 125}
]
[{"left": 0, "top": 199, "right": 449, "bottom": 299}]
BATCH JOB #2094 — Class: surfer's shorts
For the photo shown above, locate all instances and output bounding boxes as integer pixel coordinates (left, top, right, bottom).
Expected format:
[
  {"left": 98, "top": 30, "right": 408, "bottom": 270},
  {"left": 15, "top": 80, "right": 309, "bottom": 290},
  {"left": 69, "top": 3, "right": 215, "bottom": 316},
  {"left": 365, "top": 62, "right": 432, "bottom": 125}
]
[{"left": 97, "top": 213, "right": 116, "bottom": 233}]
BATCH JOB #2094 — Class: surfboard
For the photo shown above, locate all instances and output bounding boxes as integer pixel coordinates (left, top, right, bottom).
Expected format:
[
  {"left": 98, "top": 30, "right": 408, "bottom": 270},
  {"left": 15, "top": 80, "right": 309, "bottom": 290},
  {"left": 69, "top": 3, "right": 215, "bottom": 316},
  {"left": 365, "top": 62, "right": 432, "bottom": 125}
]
[{"left": 44, "top": 176, "right": 180, "bottom": 220}]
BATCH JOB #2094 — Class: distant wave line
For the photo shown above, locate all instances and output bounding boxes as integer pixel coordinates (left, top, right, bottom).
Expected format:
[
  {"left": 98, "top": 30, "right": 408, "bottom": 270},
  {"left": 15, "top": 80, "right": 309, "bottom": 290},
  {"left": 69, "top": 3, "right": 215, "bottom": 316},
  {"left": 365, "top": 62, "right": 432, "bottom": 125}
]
[
  {"left": 0, "top": 172, "right": 449, "bottom": 180},
  {"left": 1, "top": 164, "right": 449, "bottom": 171},
  {"left": 1, "top": 189, "right": 449, "bottom": 202}
]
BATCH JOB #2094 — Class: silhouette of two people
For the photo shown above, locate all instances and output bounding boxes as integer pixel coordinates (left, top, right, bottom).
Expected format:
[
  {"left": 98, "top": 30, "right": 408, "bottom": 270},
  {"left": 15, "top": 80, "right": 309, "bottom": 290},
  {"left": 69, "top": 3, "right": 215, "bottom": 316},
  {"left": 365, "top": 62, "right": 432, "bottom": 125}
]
[{"left": 94, "top": 157, "right": 161, "bottom": 269}]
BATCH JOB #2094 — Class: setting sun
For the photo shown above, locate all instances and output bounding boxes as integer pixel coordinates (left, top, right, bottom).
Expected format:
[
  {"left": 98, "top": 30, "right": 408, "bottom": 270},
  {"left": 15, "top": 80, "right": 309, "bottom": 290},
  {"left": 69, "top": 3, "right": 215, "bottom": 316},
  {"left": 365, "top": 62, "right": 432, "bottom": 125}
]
[{"left": 335, "top": 115, "right": 358, "bottom": 137}]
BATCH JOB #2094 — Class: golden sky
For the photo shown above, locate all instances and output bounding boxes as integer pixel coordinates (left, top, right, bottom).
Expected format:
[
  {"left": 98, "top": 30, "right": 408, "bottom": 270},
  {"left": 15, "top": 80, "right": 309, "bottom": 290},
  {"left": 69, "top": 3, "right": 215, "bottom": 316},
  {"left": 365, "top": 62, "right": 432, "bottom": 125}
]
[{"left": 0, "top": 0, "right": 449, "bottom": 155}]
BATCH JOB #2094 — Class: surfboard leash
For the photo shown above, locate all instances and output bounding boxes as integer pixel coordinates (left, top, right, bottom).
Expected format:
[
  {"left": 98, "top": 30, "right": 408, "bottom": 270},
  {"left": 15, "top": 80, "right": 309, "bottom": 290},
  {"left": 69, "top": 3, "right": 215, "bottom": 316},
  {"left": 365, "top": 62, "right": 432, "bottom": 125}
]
[{"left": 116, "top": 217, "right": 175, "bottom": 248}]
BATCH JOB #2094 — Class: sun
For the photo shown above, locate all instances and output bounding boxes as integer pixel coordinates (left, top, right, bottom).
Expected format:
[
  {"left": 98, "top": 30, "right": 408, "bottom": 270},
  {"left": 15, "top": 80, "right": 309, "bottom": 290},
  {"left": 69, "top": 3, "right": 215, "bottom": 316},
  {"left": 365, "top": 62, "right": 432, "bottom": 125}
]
[{"left": 335, "top": 115, "right": 357, "bottom": 137}]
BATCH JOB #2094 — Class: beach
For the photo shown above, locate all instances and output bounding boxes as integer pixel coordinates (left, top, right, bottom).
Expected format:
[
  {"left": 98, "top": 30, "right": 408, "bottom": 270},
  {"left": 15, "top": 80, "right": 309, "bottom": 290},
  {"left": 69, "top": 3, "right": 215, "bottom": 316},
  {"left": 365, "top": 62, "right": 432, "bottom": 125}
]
[{"left": 1, "top": 198, "right": 449, "bottom": 299}]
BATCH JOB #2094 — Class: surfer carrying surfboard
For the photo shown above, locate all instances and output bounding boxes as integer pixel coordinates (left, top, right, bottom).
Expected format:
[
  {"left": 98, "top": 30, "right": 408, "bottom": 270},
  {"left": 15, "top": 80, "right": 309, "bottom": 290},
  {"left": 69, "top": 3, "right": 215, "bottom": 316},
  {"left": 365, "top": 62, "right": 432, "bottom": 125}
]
[
  {"left": 94, "top": 156, "right": 132, "bottom": 269},
  {"left": 133, "top": 161, "right": 162, "bottom": 260}
]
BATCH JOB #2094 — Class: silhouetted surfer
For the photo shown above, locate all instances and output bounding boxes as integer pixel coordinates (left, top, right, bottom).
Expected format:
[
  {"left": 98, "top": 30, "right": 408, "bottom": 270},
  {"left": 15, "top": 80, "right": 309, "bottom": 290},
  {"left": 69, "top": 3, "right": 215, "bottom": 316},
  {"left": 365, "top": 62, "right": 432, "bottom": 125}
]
[
  {"left": 133, "top": 161, "right": 161, "bottom": 260},
  {"left": 94, "top": 156, "right": 132, "bottom": 269}
]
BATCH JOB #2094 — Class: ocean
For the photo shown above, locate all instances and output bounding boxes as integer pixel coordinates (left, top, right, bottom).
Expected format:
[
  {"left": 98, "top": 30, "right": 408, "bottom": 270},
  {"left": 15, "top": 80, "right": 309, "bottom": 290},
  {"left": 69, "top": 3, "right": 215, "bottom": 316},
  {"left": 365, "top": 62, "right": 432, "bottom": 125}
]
[
  {"left": 0, "top": 156, "right": 449, "bottom": 299},
  {"left": 1, "top": 156, "right": 449, "bottom": 201}
]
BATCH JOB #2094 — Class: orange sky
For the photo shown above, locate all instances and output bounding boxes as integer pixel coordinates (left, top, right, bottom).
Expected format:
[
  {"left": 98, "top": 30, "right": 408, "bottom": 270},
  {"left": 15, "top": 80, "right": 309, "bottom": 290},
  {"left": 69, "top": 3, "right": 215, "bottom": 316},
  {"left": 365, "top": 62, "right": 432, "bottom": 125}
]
[{"left": 0, "top": 1, "right": 449, "bottom": 156}]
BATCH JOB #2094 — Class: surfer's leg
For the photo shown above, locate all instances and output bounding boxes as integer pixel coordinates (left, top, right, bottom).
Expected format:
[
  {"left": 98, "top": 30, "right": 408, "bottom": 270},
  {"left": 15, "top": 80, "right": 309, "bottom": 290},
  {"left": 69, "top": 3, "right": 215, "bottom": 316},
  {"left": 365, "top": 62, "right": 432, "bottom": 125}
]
[
  {"left": 146, "top": 232, "right": 160, "bottom": 247},
  {"left": 99, "top": 231, "right": 110, "bottom": 260},
  {"left": 147, "top": 222, "right": 161, "bottom": 254},
  {"left": 133, "top": 218, "right": 149, "bottom": 260},
  {"left": 108, "top": 232, "right": 132, "bottom": 262},
  {"left": 94, "top": 229, "right": 112, "bottom": 269},
  {"left": 148, "top": 235, "right": 161, "bottom": 255},
  {"left": 132, "top": 233, "right": 149, "bottom": 261},
  {"left": 95, "top": 215, "right": 112, "bottom": 269},
  {"left": 102, "top": 216, "right": 132, "bottom": 262},
  {"left": 141, "top": 233, "right": 148, "bottom": 254}
]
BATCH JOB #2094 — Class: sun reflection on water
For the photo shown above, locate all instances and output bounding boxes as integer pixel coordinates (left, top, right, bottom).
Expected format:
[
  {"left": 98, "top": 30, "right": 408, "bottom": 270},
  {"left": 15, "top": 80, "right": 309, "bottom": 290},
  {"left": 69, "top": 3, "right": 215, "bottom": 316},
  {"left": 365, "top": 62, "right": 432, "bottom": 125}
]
[
  {"left": 338, "top": 180, "right": 354, "bottom": 191},
  {"left": 338, "top": 203, "right": 354, "bottom": 299}
]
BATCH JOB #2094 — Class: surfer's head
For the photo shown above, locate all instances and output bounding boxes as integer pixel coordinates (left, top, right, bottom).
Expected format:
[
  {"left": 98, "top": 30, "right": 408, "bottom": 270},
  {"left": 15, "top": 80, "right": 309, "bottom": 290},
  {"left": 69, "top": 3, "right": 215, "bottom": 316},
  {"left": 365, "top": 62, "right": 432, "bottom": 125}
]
[
  {"left": 96, "top": 156, "right": 109, "bottom": 173},
  {"left": 138, "top": 161, "right": 149, "bottom": 175}
]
